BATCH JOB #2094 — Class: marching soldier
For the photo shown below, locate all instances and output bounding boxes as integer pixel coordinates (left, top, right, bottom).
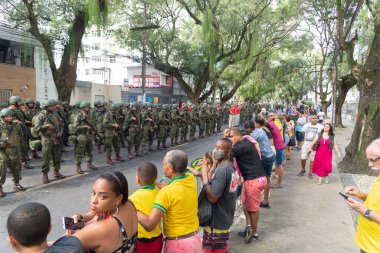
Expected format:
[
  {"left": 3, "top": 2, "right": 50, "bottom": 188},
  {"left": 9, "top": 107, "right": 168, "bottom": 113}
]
[
  {"left": 199, "top": 104, "right": 207, "bottom": 138},
  {"left": 170, "top": 104, "right": 180, "bottom": 146},
  {"left": 189, "top": 104, "right": 198, "bottom": 141},
  {"left": 180, "top": 105, "right": 189, "bottom": 143},
  {"left": 73, "top": 101, "right": 97, "bottom": 174},
  {"left": 103, "top": 103, "right": 125, "bottom": 165},
  {"left": 0, "top": 108, "right": 26, "bottom": 197},
  {"left": 157, "top": 104, "right": 169, "bottom": 150},
  {"left": 92, "top": 101, "right": 105, "bottom": 154},
  {"left": 141, "top": 104, "right": 155, "bottom": 154},
  {"left": 34, "top": 99, "right": 65, "bottom": 184},
  {"left": 124, "top": 103, "right": 141, "bottom": 159},
  {"left": 8, "top": 96, "right": 33, "bottom": 169},
  {"left": 24, "top": 98, "right": 41, "bottom": 159}
]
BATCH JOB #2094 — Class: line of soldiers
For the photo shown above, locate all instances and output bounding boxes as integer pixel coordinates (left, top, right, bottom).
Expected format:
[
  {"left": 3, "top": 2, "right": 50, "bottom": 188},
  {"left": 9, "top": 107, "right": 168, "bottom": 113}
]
[{"left": 0, "top": 96, "right": 239, "bottom": 197}]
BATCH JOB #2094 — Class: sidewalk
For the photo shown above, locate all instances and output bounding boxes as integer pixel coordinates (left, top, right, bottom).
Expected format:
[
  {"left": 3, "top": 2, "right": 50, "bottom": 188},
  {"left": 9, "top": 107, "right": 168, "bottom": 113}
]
[{"left": 229, "top": 119, "right": 358, "bottom": 253}]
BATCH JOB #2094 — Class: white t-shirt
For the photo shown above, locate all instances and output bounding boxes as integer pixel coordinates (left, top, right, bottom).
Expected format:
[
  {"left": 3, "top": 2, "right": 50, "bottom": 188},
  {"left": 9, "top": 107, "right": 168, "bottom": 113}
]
[{"left": 302, "top": 123, "right": 323, "bottom": 143}]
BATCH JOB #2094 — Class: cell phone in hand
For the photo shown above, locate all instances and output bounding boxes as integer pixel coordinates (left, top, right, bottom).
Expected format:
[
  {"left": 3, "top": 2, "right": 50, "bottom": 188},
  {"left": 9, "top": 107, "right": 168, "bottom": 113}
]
[
  {"left": 339, "top": 192, "right": 349, "bottom": 199},
  {"left": 62, "top": 217, "right": 84, "bottom": 230}
]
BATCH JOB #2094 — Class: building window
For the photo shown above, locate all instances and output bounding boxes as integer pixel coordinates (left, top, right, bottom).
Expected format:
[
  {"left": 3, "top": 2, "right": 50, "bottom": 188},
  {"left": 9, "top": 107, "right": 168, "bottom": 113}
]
[
  {"left": 91, "top": 43, "right": 100, "bottom": 50},
  {"left": 0, "top": 89, "right": 12, "bottom": 103},
  {"left": 85, "top": 69, "right": 90, "bottom": 75},
  {"left": 110, "top": 55, "right": 116, "bottom": 63},
  {"left": 85, "top": 57, "right": 90, "bottom": 63},
  {"left": 92, "top": 30, "right": 101, "bottom": 37},
  {"left": 95, "top": 95, "right": 105, "bottom": 102},
  {"left": 93, "top": 69, "right": 102, "bottom": 75},
  {"left": 91, "top": 56, "right": 101, "bottom": 62}
]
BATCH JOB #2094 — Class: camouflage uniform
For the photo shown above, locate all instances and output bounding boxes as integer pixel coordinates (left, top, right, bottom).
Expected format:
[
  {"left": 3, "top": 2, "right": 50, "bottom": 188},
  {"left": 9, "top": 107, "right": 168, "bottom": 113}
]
[
  {"left": 157, "top": 105, "right": 170, "bottom": 149},
  {"left": 73, "top": 102, "right": 96, "bottom": 173},
  {"left": 180, "top": 106, "right": 189, "bottom": 143},
  {"left": 103, "top": 104, "right": 124, "bottom": 164},
  {"left": 141, "top": 105, "right": 155, "bottom": 154},
  {"left": 24, "top": 98, "right": 41, "bottom": 158},
  {"left": 0, "top": 109, "right": 26, "bottom": 197},
  {"left": 189, "top": 105, "right": 198, "bottom": 141},
  {"left": 198, "top": 105, "right": 207, "bottom": 138},
  {"left": 124, "top": 104, "right": 141, "bottom": 158},
  {"left": 170, "top": 105, "right": 181, "bottom": 146},
  {"left": 34, "top": 100, "right": 64, "bottom": 184}
]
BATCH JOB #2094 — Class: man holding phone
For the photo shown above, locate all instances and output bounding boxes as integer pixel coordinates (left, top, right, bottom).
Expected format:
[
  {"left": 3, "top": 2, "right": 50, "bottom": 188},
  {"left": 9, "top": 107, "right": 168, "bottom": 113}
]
[{"left": 344, "top": 138, "right": 380, "bottom": 253}]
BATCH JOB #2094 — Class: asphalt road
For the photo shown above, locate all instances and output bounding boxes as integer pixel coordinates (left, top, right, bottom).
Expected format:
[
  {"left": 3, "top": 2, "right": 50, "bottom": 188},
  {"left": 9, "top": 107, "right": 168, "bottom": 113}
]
[{"left": 0, "top": 132, "right": 222, "bottom": 252}]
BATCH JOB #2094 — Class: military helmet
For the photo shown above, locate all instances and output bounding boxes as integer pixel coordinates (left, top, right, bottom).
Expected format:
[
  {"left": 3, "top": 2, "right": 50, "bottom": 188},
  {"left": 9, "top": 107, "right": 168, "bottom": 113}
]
[
  {"left": 110, "top": 103, "right": 119, "bottom": 111},
  {"left": 79, "top": 101, "right": 91, "bottom": 108},
  {"left": 41, "top": 100, "right": 53, "bottom": 109},
  {"left": 75, "top": 101, "right": 81, "bottom": 107},
  {"left": 48, "top": 99, "right": 57, "bottom": 106},
  {"left": 0, "top": 108, "right": 14, "bottom": 117},
  {"left": 9, "top": 96, "right": 22, "bottom": 105},
  {"left": 94, "top": 101, "right": 101, "bottom": 107},
  {"left": 25, "top": 98, "right": 35, "bottom": 104},
  {"left": 0, "top": 102, "right": 8, "bottom": 109},
  {"left": 162, "top": 104, "right": 169, "bottom": 110},
  {"left": 35, "top": 101, "right": 41, "bottom": 107}
]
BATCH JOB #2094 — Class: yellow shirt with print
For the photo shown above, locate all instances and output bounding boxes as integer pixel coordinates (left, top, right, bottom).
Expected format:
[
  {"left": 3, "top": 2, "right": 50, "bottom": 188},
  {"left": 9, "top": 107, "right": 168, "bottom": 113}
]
[
  {"left": 153, "top": 173, "right": 199, "bottom": 237},
  {"left": 129, "top": 184, "right": 162, "bottom": 239},
  {"left": 274, "top": 119, "right": 284, "bottom": 140},
  {"left": 355, "top": 176, "right": 380, "bottom": 252}
]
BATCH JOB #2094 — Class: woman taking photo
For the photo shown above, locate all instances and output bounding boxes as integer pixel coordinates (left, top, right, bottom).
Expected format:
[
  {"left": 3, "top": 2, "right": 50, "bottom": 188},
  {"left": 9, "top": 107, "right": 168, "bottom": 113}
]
[
  {"left": 309, "top": 123, "right": 341, "bottom": 185},
  {"left": 70, "top": 171, "right": 138, "bottom": 253}
]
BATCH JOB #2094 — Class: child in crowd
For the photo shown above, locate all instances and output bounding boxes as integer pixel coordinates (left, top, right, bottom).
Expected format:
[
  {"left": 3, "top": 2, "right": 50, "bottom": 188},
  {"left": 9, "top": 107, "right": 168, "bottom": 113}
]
[
  {"left": 129, "top": 162, "right": 163, "bottom": 253},
  {"left": 187, "top": 151, "right": 213, "bottom": 177}
]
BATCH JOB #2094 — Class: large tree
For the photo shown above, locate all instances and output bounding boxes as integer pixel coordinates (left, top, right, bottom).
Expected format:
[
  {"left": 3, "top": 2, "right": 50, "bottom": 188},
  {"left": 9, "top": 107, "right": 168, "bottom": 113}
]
[
  {"left": 117, "top": 0, "right": 301, "bottom": 103},
  {"left": 1, "top": 0, "right": 110, "bottom": 102},
  {"left": 339, "top": 1, "right": 380, "bottom": 173}
]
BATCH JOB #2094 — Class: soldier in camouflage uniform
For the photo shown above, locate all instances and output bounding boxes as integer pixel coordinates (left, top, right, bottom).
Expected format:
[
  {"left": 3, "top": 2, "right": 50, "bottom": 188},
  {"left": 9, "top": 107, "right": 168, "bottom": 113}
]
[
  {"left": 92, "top": 101, "right": 105, "bottom": 154},
  {"left": 34, "top": 100, "right": 65, "bottom": 184},
  {"left": 216, "top": 104, "right": 223, "bottom": 132},
  {"left": 73, "top": 101, "right": 97, "bottom": 174},
  {"left": 198, "top": 104, "right": 207, "bottom": 138},
  {"left": 8, "top": 96, "right": 33, "bottom": 169},
  {"left": 157, "top": 104, "right": 170, "bottom": 149},
  {"left": 55, "top": 101, "right": 70, "bottom": 148},
  {"left": 180, "top": 105, "right": 189, "bottom": 143},
  {"left": 206, "top": 105, "right": 213, "bottom": 135},
  {"left": 141, "top": 104, "right": 155, "bottom": 154},
  {"left": 124, "top": 103, "right": 141, "bottom": 159},
  {"left": 0, "top": 108, "right": 26, "bottom": 197},
  {"left": 103, "top": 103, "right": 125, "bottom": 165},
  {"left": 189, "top": 104, "right": 198, "bottom": 141},
  {"left": 170, "top": 104, "right": 180, "bottom": 147},
  {"left": 24, "top": 98, "right": 41, "bottom": 159},
  {"left": 115, "top": 103, "right": 127, "bottom": 148}
]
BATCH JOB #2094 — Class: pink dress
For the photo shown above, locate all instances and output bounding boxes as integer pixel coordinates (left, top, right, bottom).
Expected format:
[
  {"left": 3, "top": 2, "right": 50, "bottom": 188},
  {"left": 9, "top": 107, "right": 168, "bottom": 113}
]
[{"left": 312, "top": 138, "right": 332, "bottom": 177}]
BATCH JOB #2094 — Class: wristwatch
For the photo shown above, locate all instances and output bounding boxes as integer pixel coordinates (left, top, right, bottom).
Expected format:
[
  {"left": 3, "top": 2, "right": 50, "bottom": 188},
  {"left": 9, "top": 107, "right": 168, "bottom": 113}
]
[{"left": 364, "top": 209, "right": 371, "bottom": 219}]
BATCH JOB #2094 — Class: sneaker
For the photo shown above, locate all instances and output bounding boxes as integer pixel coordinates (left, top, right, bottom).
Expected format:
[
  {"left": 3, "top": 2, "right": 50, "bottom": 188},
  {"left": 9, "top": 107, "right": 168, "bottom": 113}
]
[
  {"left": 252, "top": 233, "right": 259, "bottom": 240},
  {"left": 245, "top": 226, "right": 254, "bottom": 244},
  {"left": 238, "top": 227, "right": 248, "bottom": 238},
  {"left": 318, "top": 178, "right": 323, "bottom": 185},
  {"left": 308, "top": 173, "right": 314, "bottom": 179},
  {"left": 298, "top": 170, "right": 306, "bottom": 176},
  {"left": 260, "top": 202, "right": 270, "bottom": 209},
  {"left": 324, "top": 178, "right": 329, "bottom": 184}
]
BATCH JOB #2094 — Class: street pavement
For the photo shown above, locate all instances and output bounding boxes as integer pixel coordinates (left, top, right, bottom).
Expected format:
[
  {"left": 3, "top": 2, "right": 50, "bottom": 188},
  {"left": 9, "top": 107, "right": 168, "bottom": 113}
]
[{"left": 0, "top": 120, "right": 359, "bottom": 252}]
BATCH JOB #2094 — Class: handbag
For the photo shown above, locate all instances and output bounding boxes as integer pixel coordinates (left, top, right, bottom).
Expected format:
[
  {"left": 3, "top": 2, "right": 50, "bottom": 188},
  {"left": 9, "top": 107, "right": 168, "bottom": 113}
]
[
  {"left": 198, "top": 184, "right": 213, "bottom": 227},
  {"left": 288, "top": 137, "right": 296, "bottom": 147}
]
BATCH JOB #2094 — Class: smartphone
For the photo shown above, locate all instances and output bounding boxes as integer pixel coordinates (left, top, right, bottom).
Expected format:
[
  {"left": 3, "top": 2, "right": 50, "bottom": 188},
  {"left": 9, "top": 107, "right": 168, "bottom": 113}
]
[
  {"left": 339, "top": 192, "right": 349, "bottom": 199},
  {"left": 62, "top": 217, "right": 84, "bottom": 230}
]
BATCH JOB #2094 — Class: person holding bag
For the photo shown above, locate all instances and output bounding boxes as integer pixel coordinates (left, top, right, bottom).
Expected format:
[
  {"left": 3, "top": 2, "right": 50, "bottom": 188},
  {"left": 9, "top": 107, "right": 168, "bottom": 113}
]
[
  {"left": 200, "top": 138, "right": 238, "bottom": 253},
  {"left": 308, "top": 123, "right": 341, "bottom": 184}
]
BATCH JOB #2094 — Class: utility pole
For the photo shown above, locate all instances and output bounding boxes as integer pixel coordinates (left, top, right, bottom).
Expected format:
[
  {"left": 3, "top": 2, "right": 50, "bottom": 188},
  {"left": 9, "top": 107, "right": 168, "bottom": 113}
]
[{"left": 141, "top": 1, "right": 147, "bottom": 103}]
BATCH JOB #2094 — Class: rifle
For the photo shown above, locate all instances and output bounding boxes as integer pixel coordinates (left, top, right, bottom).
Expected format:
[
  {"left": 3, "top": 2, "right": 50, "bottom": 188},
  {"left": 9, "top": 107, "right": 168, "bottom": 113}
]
[
  {"left": 46, "top": 114, "right": 61, "bottom": 139},
  {"left": 81, "top": 116, "right": 102, "bottom": 140},
  {"left": 12, "top": 109, "right": 34, "bottom": 140}
]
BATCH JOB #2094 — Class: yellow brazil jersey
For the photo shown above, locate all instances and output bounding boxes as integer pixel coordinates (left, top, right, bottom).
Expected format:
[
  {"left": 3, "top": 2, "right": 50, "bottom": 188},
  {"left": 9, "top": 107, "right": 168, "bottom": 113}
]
[
  {"left": 129, "top": 184, "right": 162, "bottom": 239},
  {"left": 274, "top": 119, "right": 284, "bottom": 140},
  {"left": 355, "top": 176, "right": 380, "bottom": 252},
  {"left": 153, "top": 173, "right": 199, "bottom": 237}
]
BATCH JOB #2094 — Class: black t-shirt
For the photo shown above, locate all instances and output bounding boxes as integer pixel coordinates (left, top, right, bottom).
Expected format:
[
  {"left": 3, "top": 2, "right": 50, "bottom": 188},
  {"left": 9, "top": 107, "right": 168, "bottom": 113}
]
[
  {"left": 232, "top": 138, "right": 264, "bottom": 180},
  {"left": 210, "top": 163, "right": 237, "bottom": 230},
  {"left": 43, "top": 236, "right": 83, "bottom": 253}
]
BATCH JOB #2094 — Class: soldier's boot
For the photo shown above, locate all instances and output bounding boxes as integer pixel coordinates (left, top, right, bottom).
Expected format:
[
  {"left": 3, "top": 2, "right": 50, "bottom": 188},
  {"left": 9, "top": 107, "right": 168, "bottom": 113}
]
[
  {"left": 174, "top": 138, "right": 179, "bottom": 146},
  {"left": 107, "top": 158, "right": 113, "bottom": 165},
  {"left": 42, "top": 172, "right": 49, "bottom": 184},
  {"left": 32, "top": 150, "right": 41, "bottom": 159},
  {"left": 163, "top": 142, "right": 168, "bottom": 149},
  {"left": 121, "top": 141, "right": 127, "bottom": 148},
  {"left": 157, "top": 143, "right": 162, "bottom": 150},
  {"left": 76, "top": 164, "right": 84, "bottom": 175},
  {"left": 97, "top": 145, "right": 103, "bottom": 154},
  {"left": 171, "top": 139, "right": 175, "bottom": 147},
  {"left": 142, "top": 146, "right": 148, "bottom": 155},
  {"left": 22, "top": 162, "right": 33, "bottom": 170},
  {"left": 115, "top": 154, "right": 125, "bottom": 162},
  {"left": 54, "top": 171, "right": 65, "bottom": 179},
  {"left": 128, "top": 148, "right": 133, "bottom": 159},
  {"left": 87, "top": 162, "right": 97, "bottom": 170},
  {"left": 0, "top": 186, "right": 5, "bottom": 197},
  {"left": 13, "top": 181, "right": 26, "bottom": 192},
  {"left": 148, "top": 145, "right": 154, "bottom": 152}
]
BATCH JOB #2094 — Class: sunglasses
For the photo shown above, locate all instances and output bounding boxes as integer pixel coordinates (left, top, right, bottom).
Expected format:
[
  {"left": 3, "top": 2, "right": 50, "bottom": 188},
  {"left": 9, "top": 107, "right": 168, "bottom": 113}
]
[{"left": 369, "top": 157, "right": 380, "bottom": 163}]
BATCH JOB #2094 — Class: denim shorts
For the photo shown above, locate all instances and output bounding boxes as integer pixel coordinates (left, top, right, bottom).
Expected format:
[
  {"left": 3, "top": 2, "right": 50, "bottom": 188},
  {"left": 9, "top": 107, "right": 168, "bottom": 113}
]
[
  {"left": 296, "top": 131, "right": 304, "bottom": 142},
  {"left": 275, "top": 148, "right": 286, "bottom": 166},
  {"left": 262, "top": 155, "right": 276, "bottom": 177}
]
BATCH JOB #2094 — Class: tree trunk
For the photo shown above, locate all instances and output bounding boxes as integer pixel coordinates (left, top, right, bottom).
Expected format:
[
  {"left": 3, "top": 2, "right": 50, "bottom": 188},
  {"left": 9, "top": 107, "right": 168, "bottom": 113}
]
[
  {"left": 339, "top": 23, "right": 380, "bottom": 174},
  {"left": 334, "top": 75, "right": 357, "bottom": 128}
]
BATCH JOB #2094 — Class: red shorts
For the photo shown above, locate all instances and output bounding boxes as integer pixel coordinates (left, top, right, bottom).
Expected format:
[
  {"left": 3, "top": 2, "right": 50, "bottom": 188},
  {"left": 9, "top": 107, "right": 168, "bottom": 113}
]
[
  {"left": 242, "top": 177, "right": 267, "bottom": 212},
  {"left": 136, "top": 234, "right": 163, "bottom": 253}
]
